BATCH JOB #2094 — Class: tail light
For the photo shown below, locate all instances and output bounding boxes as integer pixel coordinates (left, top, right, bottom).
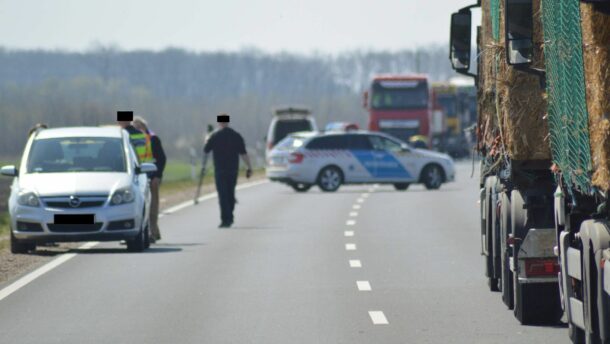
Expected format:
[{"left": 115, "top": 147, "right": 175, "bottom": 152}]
[
  {"left": 524, "top": 259, "right": 560, "bottom": 277},
  {"left": 289, "top": 152, "right": 304, "bottom": 164}
]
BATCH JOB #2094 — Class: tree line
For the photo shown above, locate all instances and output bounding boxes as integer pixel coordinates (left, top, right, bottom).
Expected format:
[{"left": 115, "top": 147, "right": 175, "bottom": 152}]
[{"left": 0, "top": 45, "right": 456, "bottom": 160}]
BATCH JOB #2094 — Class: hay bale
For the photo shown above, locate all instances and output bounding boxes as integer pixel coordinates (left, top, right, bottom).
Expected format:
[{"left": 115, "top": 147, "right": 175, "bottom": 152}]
[
  {"left": 478, "top": 0, "right": 500, "bottom": 154},
  {"left": 495, "top": 0, "right": 551, "bottom": 161},
  {"left": 581, "top": 3, "right": 610, "bottom": 190}
]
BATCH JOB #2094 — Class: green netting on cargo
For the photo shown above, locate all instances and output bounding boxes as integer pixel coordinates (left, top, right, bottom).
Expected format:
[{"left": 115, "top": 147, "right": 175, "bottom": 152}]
[
  {"left": 542, "top": 0, "right": 592, "bottom": 194},
  {"left": 491, "top": 0, "right": 500, "bottom": 41}
]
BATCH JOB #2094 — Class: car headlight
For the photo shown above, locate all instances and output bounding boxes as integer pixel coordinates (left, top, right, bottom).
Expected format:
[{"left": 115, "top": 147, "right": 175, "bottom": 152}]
[
  {"left": 17, "top": 191, "right": 40, "bottom": 207},
  {"left": 110, "top": 187, "right": 136, "bottom": 206}
]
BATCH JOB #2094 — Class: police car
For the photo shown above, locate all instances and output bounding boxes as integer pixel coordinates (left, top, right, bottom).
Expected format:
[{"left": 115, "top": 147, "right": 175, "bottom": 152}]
[{"left": 266, "top": 131, "right": 455, "bottom": 192}]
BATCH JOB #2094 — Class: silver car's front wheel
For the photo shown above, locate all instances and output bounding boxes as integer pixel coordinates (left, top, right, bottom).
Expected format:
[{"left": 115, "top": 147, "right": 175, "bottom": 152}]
[{"left": 317, "top": 166, "right": 343, "bottom": 192}]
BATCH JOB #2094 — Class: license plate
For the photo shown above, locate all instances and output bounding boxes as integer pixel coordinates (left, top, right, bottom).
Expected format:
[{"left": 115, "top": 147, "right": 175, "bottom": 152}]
[
  {"left": 54, "top": 214, "right": 94, "bottom": 224},
  {"left": 273, "top": 157, "right": 285, "bottom": 165}
]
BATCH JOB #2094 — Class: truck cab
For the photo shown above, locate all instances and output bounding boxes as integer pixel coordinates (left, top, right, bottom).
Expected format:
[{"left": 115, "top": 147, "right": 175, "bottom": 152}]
[{"left": 364, "top": 75, "right": 431, "bottom": 146}]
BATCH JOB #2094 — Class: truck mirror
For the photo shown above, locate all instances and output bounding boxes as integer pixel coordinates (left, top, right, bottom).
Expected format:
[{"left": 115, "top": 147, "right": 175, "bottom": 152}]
[
  {"left": 505, "top": 0, "right": 534, "bottom": 65},
  {"left": 450, "top": 11, "right": 472, "bottom": 72},
  {"left": 362, "top": 91, "right": 369, "bottom": 109}
]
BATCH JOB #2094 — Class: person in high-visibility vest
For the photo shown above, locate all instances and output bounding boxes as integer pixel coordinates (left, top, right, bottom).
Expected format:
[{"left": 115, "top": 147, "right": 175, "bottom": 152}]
[
  {"left": 133, "top": 116, "right": 166, "bottom": 242},
  {"left": 117, "top": 116, "right": 148, "bottom": 163}
]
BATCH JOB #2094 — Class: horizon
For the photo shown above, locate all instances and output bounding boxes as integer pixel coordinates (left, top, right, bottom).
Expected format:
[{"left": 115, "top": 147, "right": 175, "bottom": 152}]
[{"left": 0, "top": 42, "right": 449, "bottom": 56}]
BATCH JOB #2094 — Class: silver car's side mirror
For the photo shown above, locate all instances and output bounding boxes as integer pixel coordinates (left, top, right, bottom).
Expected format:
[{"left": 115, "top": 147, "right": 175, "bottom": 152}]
[
  {"left": 139, "top": 163, "right": 158, "bottom": 174},
  {"left": 0, "top": 165, "right": 18, "bottom": 177}
]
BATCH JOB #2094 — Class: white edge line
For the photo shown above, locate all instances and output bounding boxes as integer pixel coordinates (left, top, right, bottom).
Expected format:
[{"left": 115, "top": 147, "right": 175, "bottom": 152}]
[
  {"left": 0, "top": 241, "right": 98, "bottom": 302},
  {"left": 0, "top": 179, "right": 270, "bottom": 302},
  {"left": 369, "top": 311, "right": 389, "bottom": 325}
]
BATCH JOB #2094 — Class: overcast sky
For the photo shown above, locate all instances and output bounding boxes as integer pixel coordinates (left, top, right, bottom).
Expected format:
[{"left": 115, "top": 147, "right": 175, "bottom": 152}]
[{"left": 0, "top": 0, "right": 479, "bottom": 54}]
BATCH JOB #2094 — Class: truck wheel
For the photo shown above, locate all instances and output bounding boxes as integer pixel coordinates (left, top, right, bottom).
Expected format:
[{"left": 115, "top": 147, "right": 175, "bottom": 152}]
[
  {"left": 485, "top": 177, "right": 499, "bottom": 292},
  {"left": 483, "top": 176, "right": 500, "bottom": 291},
  {"left": 393, "top": 183, "right": 410, "bottom": 191},
  {"left": 291, "top": 183, "right": 312, "bottom": 192},
  {"left": 421, "top": 165, "right": 443, "bottom": 190},
  {"left": 500, "top": 191, "right": 514, "bottom": 309},
  {"left": 579, "top": 221, "right": 610, "bottom": 344},
  {"left": 491, "top": 180, "right": 502, "bottom": 292},
  {"left": 10, "top": 230, "right": 34, "bottom": 254},
  {"left": 317, "top": 166, "right": 343, "bottom": 192},
  {"left": 513, "top": 280, "right": 563, "bottom": 325}
]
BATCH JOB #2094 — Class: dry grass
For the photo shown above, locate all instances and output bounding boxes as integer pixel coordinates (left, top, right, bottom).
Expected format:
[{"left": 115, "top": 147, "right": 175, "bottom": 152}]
[
  {"left": 477, "top": 0, "right": 500, "bottom": 155},
  {"left": 478, "top": 0, "right": 551, "bottom": 161},
  {"left": 581, "top": 3, "right": 610, "bottom": 190},
  {"left": 493, "top": 0, "right": 550, "bottom": 161}
]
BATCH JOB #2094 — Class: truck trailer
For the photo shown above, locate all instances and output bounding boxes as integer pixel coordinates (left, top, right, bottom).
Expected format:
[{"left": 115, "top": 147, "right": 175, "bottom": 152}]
[
  {"left": 449, "top": 0, "right": 563, "bottom": 327},
  {"left": 451, "top": 0, "right": 610, "bottom": 342}
]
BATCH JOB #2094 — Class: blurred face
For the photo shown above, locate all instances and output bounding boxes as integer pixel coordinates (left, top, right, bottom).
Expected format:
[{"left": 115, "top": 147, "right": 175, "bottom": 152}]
[
  {"left": 218, "top": 122, "right": 229, "bottom": 128},
  {"left": 117, "top": 121, "right": 130, "bottom": 128}
]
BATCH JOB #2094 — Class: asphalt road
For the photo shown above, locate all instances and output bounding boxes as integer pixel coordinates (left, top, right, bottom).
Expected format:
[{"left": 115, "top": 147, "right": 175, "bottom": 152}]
[{"left": 0, "top": 162, "right": 569, "bottom": 344}]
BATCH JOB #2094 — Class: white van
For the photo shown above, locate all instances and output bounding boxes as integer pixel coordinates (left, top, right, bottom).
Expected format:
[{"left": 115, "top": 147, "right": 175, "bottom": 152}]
[{"left": 266, "top": 106, "right": 317, "bottom": 156}]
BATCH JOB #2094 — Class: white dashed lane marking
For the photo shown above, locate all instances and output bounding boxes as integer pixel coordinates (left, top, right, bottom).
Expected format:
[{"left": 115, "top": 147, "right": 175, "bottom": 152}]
[
  {"left": 349, "top": 211, "right": 358, "bottom": 217},
  {"left": 344, "top": 230, "right": 354, "bottom": 237},
  {"left": 352, "top": 204, "right": 361, "bottom": 210},
  {"left": 361, "top": 193, "right": 370, "bottom": 198},
  {"left": 369, "top": 311, "right": 389, "bottom": 325},
  {"left": 349, "top": 260, "right": 362, "bottom": 268},
  {"left": 346, "top": 220, "right": 356, "bottom": 226},
  {"left": 357, "top": 281, "right": 372, "bottom": 291},
  {"left": 345, "top": 243, "right": 357, "bottom": 251},
  {"left": 356, "top": 198, "right": 365, "bottom": 203}
]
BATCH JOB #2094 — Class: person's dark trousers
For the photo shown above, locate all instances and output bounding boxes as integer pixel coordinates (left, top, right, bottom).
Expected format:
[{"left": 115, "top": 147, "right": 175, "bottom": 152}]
[{"left": 215, "top": 170, "right": 238, "bottom": 225}]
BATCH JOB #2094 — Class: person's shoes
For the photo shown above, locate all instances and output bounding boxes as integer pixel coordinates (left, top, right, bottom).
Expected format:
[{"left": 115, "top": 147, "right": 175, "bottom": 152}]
[{"left": 218, "top": 222, "right": 232, "bottom": 228}]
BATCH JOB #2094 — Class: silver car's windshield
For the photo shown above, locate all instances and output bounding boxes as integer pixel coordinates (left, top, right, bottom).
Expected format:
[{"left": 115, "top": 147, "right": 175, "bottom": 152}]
[{"left": 26, "top": 137, "right": 126, "bottom": 173}]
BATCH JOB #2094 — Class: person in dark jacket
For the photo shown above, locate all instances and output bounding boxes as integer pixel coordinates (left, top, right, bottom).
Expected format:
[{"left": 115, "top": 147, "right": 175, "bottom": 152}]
[
  {"left": 133, "top": 116, "right": 166, "bottom": 241},
  {"left": 203, "top": 114, "right": 252, "bottom": 228}
]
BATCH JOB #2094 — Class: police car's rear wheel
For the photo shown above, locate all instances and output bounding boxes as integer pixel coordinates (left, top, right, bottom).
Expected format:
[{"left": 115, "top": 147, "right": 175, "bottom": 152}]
[
  {"left": 393, "top": 183, "right": 410, "bottom": 191},
  {"left": 317, "top": 166, "right": 343, "bottom": 192},
  {"left": 291, "top": 183, "right": 312, "bottom": 192},
  {"left": 422, "top": 165, "right": 444, "bottom": 190}
]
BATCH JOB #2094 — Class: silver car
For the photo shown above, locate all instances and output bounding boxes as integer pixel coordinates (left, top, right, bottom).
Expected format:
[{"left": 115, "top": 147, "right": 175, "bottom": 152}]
[{"left": 0, "top": 127, "right": 156, "bottom": 253}]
